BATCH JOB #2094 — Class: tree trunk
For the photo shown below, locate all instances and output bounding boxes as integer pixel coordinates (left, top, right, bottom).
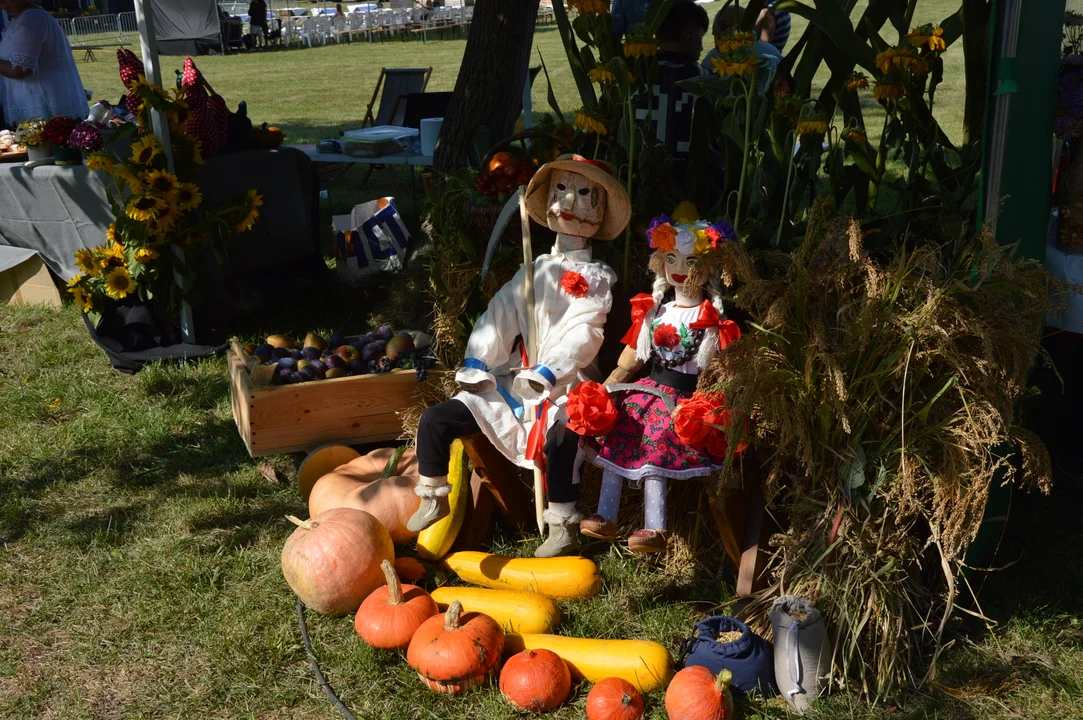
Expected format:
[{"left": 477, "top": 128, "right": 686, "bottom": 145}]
[{"left": 434, "top": 0, "right": 541, "bottom": 174}]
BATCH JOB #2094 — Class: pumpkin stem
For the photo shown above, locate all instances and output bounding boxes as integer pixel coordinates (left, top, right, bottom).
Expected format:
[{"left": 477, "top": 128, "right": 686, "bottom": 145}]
[
  {"left": 381, "top": 559, "right": 404, "bottom": 605},
  {"left": 286, "top": 515, "right": 315, "bottom": 531},
  {"left": 444, "top": 600, "right": 463, "bottom": 630},
  {"left": 621, "top": 693, "right": 633, "bottom": 706},
  {"left": 715, "top": 668, "right": 733, "bottom": 692}
]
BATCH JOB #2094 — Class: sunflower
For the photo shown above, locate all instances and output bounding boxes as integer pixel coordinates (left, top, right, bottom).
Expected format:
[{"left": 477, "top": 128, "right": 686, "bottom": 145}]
[
  {"left": 66, "top": 273, "right": 86, "bottom": 291},
  {"left": 846, "top": 130, "right": 867, "bottom": 145},
  {"left": 907, "top": 25, "right": 946, "bottom": 52},
  {"left": 874, "top": 80, "right": 905, "bottom": 102},
  {"left": 95, "top": 241, "right": 125, "bottom": 271},
  {"left": 711, "top": 53, "right": 759, "bottom": 78},
  {"left": 845, "top": 72, "right": 869, "bottom": 92},
  {"left": 112, "top": 166, "right": 145, "bottom": 194},
  {"left": 574, "top": 110, "right": 608, "bottom": 135},
  {"left": 715, "top": 31, "right": 755, "bottom": 54},
  {"left": 126, "top": 194, "right": 167, "bottom": 222},
  {"left": 85, "top": 152, "right": 114, "bottom": 172},
  {"left": 166, "top": 101, "right": 189, "bottom": 133},
  {"left": 71, "top": 284, "right": 94, "bottom": 313},
  {"left": 235, "top": 189, "right": 264, "bottom": 233},
  {"left": 152, "top": 202, "right": 181, "bottom": 232},
  {"left": 103, "top": 266, "right": 138, "bottom": 300},
  {"left": 172, "top": 182, "right": 202, "bottom": 212},
  {"left": 567, "top": 0, "right": 606, "bottom": 15},
  {"left": 191, "top": 139, "right": 204, "bottom": 165},
  {"left": 775, "top": 96, "right": 802, "bottom": 122},
  {"left": 106, "top": 223, "right": 117, "bottom": 245},
  {"left": 74, "top": 248, "right": 99, "bottom": 276},
  {"left": 588, "top": 67, "right": 616, "bottom": 85},
  {"left": 876, "top": 46, "right": 927, "bottom": 75},
  {"left": 134, "top": 247, "right": 160, "bottom": 263},
  {"left": 796, "top": 119, "right": 829, "bottom": 136},
  {"left": 144, "top": 170, "right": 179, "bottom": 196},
  {"left": 130, "top": 134, "right": 162, "bottom": 165},
  {"left": 624, "top": 35, "right": 656, "bottom": 59}
]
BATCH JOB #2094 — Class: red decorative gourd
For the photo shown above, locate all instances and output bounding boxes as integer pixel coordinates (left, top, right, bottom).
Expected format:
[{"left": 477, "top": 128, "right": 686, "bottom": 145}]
[
  {"left": 499, "top": 649, "right": 572, "bottom": 712},
  {"left": 664, "top": 667, "right": 734, "bottom": 720},
  {"left": 587, "top": 677, "right": 645, "bottom": 720},
  {"left": 355, "top": 560, "right": 437, "bottom": 651},
  {"left": 280, "top": 509, "right": 394, "bottom": 616},
  {"left": 406, "top": 600, "right": 504, "bottom": 695}
]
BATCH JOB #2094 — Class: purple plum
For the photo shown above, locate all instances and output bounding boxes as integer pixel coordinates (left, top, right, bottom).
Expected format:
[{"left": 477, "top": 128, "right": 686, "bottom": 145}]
[
  {"left": 272, "top": 346, "right": 291, "bottom": 360},
  {"left": 302, "top": 346, "right": 322, "bottom": 361}
]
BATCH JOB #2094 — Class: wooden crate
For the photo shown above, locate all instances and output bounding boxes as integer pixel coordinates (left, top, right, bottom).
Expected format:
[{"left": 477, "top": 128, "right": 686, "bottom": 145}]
[{"left": 228, "top": 346, "right": 421, "bottom": 457}]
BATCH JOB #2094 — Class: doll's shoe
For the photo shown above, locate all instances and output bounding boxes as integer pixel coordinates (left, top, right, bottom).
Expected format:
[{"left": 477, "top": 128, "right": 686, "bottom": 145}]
[
  {"left": 628, "top": 529, "right": 666, "bottom": 554},
  {"left": 407, "top": 482, "right": 452, "bottom": 532},
  {"left": 579, "top": 514, "right": 617, "bottom": 540},
  {"left": 535, "top": 510, "right": 581, "bottom": 557}
]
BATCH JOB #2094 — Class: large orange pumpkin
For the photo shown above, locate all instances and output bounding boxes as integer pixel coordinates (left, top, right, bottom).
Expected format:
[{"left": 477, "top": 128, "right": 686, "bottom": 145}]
[
  {"left": 280, "top": 509, "right": 394, "bottom": 616},
  {"left": 307, "top": 448, "right": 420, "bottom": 543},
  {"left": 586, "top": 677, "right": 645, "bottom": 720},
  {"left": 406, "top": 600, "right": 504, "bottom": 695},
  {"left": 355, "top": 560, "right": 437, "bottom": 651},
  {"left": 500, "top": 649, "right": 571, "bottom": 712},
  {"left": 664, "top": 667, "right": 734, "bottom": 720}
]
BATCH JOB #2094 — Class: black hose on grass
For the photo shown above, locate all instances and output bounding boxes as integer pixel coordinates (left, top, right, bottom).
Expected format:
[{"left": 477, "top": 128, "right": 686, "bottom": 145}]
[{"left": 296, "top": 598, "right": 359, "bottom": 720}]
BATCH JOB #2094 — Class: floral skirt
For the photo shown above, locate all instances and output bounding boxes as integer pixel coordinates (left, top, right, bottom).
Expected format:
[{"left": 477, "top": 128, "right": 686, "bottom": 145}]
[{"left": 584, "top": 378, "right": 723, "bottom": 481}]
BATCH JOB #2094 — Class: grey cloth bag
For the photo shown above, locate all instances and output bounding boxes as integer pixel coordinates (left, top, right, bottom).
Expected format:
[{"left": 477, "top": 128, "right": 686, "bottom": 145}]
[{"left": 769, "top": 596, "right": 832, "bottom": 714}]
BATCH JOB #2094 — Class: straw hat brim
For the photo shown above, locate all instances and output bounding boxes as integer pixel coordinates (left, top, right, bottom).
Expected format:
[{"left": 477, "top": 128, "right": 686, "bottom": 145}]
[{"left": 524, "top": 157, "right": 632, "bottom": 241}]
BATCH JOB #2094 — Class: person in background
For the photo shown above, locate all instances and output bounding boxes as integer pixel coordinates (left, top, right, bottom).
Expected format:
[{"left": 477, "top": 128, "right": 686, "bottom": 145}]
[
  {"left": 701, "top": 5, "right": 781, "bottom": 92},
  {"left": 248, "top": 0, "right": 267, "bottom": 49},
  {"left": 763, "top": 0, "right": 791, "bottom": 53},
  {"left": 635, "top": 0, "right": 709, "bottom": 184},
  {"left": 0, "top": 0, "right": 88, "bottom": 127},
  {"left": 334, "top": 3, "right": 346, "bottom": 18},
  {"left": 610, "top": 0, "right": 651, "bottom": 38}
]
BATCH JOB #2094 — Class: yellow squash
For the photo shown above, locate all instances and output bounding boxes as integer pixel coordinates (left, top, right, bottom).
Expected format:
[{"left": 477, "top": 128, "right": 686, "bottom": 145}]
[
  {"left": 504, "top": 634, "right": 673, "bottom": 694},
  {"left": 442, "top": 551, "right": 601, "bottom": 600},
  {"left": 416, "top": 439, "right": 468, "bottom": 560},
  {"left": 430, "top": 586, "right": 560, "bottom": 635}
]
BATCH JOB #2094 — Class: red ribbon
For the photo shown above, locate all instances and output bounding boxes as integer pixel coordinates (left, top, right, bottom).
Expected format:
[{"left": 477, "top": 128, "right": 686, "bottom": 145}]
[
  {"left": 688, "top": 300, "right": 742, "bottom": 349},
  {"left": 524, "top": 401, "right": 549, "bottom": 472},
  {"left": 620, "top": 293, "right": 656, "bottom": 347},
  {"left": 519, "top": 339, "right": 530, "bottom": 369}
]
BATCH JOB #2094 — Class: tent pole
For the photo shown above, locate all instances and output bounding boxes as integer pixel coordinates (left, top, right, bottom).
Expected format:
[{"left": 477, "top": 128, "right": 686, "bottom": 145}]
[{"left": 134, "top": 0, "right": 194, "bottom": 344}]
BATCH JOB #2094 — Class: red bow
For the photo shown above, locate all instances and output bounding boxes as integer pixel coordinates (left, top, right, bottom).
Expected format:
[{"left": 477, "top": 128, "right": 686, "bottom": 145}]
[
  {"left": 620, "top": 293, "right": 656, "bottom": 347},
  {"left": 689, "top": 300, "right": 742, "bottom": 349}
]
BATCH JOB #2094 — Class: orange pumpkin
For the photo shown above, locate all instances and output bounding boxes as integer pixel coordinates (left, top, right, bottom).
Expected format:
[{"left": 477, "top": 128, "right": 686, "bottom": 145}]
[
  {"left": 488, "top": 151, "right": 517, "bottom": 174},
  {"left": 355, "top": 560, "right": 437, "bottom": 651},
  {"left": 394, "top": 557, "right": 426, "bottom": 583},
  {"left": 280, "top": 509, "right": 394, "bottom": 616},
  {"left": 664, "top": 667, "right": 734, "bottom": 720},
  {"left": 308, "top": 448, "right": 421, "bottom": 543},
  {"left": 252, "top": 122, "right": 284, "bottom": 148},
  {"left": 500, "top": 649, "right": 571, "bottom": 712},
  {"left": 587, "top": 677, "right": 645, "bottom": 720},
  {"left": 406, "top": 600, "right": 504, "bottom": 695}
]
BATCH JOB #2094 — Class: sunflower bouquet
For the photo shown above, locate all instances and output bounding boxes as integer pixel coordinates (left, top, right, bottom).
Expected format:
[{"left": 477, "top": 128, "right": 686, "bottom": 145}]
[{"left": 67, "top": 76, "right": 261, "bottom": 327}]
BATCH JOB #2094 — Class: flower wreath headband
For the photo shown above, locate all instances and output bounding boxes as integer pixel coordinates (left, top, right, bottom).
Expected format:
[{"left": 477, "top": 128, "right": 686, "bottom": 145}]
[{"left": 646, "top": 205, "right": 737, "bottom": 257}]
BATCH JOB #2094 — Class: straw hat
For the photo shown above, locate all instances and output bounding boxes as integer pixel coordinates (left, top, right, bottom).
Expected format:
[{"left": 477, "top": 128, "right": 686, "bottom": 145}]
[{"left": 524, "top": 154, "right": 631, "bottom": 241}]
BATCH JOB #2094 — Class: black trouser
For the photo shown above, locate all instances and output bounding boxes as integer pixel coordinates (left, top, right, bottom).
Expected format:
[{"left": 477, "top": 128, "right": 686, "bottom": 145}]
[{"left": 415, "top": 398, "right": 580, "bottom": 503}]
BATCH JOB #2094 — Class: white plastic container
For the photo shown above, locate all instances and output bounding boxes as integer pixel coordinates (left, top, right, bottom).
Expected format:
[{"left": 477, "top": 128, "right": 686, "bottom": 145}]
[{"left": 420, "top": 118, "right": 443, "bottom": 157}]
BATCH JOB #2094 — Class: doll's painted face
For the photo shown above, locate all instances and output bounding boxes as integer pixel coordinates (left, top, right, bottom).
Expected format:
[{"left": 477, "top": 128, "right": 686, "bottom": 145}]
[
  {"left": 663, "top": 250, "right": 702, "bottom": 289},
  {"left": 546, "top": 170, "right": 606, "bottom": 237}
]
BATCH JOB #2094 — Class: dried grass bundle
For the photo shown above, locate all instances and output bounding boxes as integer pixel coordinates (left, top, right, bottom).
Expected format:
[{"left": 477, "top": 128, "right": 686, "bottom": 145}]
[{"left": 701, "top": 205, "right": 1061, "bottom": 699}]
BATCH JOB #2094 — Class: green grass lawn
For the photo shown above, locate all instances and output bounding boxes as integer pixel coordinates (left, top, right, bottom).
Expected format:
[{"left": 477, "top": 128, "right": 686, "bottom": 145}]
[{"left": 4, "top": 3, "right": 1082, "bottom": 719}]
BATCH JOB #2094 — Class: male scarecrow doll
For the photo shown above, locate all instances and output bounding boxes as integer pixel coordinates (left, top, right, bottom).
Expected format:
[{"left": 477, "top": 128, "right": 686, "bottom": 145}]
[{"left": 407, "top": 155, "right": 631, "bottom": 557}]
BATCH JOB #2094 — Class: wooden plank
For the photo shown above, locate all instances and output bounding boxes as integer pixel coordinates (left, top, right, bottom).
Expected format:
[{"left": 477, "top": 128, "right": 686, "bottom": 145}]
[
  {"left": 451, "top": 470, "right": 497, "bottom": 552},
  {"left": 228, "top": 350, "right": 255, "bottom": 456},
  {"left": 735, "top": 482, "right": 769, "bottom": 599},
  {"left": 707, "top": 491, "right": 746, "bottom": 571},
  {"left": 461, "top": 433, "right": 532, "bottom": 529}
]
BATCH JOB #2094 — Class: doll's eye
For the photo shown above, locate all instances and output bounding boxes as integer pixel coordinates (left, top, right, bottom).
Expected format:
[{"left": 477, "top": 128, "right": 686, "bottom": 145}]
[
  {"left": 687, "top": 256, "right": 699, "bottom": 266},
  {"left": 556, "top": 183, "right": 566, "bottom": 191},
  {"left": 666, "top": 254, "right": 676, "bottom": 264}
]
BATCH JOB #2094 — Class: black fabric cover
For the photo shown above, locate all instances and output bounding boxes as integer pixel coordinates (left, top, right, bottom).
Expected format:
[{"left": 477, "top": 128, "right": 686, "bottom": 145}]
[{"left": 151, "top": 0, "right": 220, "bottom": 56}]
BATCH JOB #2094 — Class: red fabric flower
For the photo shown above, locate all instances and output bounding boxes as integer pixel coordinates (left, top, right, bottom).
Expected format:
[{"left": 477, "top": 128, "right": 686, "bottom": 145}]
[
  {"left": 565, "top": 381, "right": 619, "bottom": 436},
  {"left": 620, "top": 293, "right": 655, "bottom": 347},
  {"left": 653, "top": 323, "right": 681, "bottom": 350},
  {"left": 561, "top": 270, "right": 590, "bottom": 298},
  {"left": 41, "top": 117, "right": 79, "bottom": 147},
  {"left": 673, "top": 391, "right": 747, "bottom": 458}
]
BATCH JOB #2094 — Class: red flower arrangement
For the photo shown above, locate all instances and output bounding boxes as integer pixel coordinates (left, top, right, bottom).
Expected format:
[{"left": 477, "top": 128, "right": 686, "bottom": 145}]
[
  {"left": 561, "top": 270, "right": 590, "bottom": 298},
  {"left": 41, "top": 117, "right": 80, "bottom": 148},
  {"left": 565, "top": 381, "right": 619, "bottom": 436},
  {"left": 673, "top": 390, "right": 747, "bottom": 458},
  {"left": 653, "top": 323, "right": 681, "bottom": 350}
]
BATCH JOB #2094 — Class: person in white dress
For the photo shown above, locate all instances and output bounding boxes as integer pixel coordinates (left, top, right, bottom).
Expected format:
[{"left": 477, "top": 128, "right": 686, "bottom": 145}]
[{"left": 0, "top": 0, "right": 88, "bottom": 127}]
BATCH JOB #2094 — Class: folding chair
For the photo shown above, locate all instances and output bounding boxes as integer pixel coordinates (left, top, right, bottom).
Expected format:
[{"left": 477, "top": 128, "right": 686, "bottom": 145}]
[{"left": 361, "top": 67, "right": 434, "bottom": 128}]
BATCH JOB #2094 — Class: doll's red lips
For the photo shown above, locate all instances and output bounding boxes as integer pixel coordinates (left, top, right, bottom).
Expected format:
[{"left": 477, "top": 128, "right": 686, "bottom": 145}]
[
  {"left": 672, "top": 274, "right": 687, "bottom": 282},
  {"left": 557, "top": 212, "right": 580, "bottom": 221}
]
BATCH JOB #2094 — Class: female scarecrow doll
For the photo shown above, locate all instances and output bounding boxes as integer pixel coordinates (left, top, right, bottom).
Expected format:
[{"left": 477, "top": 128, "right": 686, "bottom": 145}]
[{"left": 566, "top": 206, "right": 744, "bottom": 553}]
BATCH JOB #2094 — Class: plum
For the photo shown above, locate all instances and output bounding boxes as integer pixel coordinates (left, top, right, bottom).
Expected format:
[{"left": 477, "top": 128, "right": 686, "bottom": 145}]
[
  {"left": 348, "top": 358, "right": 365, "bottom": 374},
  {"left": 376, "top": 325, "right": 393, "bottom": 341},
  {"left": 278, "top": 357, "right": 297, "bottom": 370},
  {"left": 302, "top": 346, "right": 321, "bottom": 361},
  {"left": 361, "top": 340, "right": 386, "bottom": 362},
  {"left": 272, "top": 368, "right": 290, "bottom": 385},
  {"left": 254, "top": 343, "right": 274, "bottom": 361},
  {"left": 328, "top": 331, "right": 346, "bottom": 348},
  {"left": 289, "top": 371, "right": 306, "bottom": 384},
  {"left": 326, "top": 355, "right": 346, "bottom": 370},
  {"left": 273, "top": 346, "right": 291, "bottom": 360},
  {"left": 314, "top": 360, "right": 328, "bottom": 372},
  {"left": 361, "top": 332, "right": 378, "bottom": 344},
  {"left": 289, "top": 348, "right": 303, "bottom": 360},
  {"left": 300, "top": 365, "right": 318, "bottom": 380}
]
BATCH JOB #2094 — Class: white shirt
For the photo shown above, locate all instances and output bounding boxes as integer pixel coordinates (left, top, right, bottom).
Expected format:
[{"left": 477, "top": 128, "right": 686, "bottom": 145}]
[
  {"left": 454, "top": 239, "right": 616, "bottom": 468},
  {"left": 0, "top": 8, "right": 87, "bottom": 126},
  {"left": 651, "top": 302, "right": 704, "bottom": 375}
]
